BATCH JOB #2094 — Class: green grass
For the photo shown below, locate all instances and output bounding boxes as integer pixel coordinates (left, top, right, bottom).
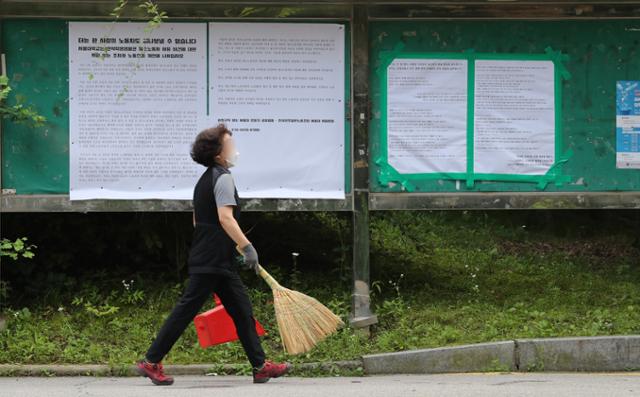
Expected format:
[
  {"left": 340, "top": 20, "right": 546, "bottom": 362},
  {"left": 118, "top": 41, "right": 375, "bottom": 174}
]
[{"left": 2, "top": 211, "right": 640, "bottom": 368}]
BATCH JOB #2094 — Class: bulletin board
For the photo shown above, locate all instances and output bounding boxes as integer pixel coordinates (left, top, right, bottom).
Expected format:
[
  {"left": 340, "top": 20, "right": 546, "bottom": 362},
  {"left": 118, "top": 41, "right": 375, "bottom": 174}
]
[
  {"left": 0, "top": 19, "right": 352, "bottom": 198},
  {"left": 369, "top": 20, "right": 640, "bottom": 193}
]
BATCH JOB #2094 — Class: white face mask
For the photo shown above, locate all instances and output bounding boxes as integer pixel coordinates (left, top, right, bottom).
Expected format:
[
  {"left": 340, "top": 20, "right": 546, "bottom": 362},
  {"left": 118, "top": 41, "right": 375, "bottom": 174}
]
[{"left": 226, "top": 151, "right": 239, "bottom": 168}]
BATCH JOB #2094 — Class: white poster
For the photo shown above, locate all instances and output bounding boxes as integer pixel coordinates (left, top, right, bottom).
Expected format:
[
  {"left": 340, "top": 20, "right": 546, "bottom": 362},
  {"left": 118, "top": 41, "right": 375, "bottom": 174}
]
[
  {"left": 209, "top": 22, "right": 345, "bottom": 199},
  {"left": 386, "top": 59, "right": 468, "bottom": 174},
  {"left": 473, "top": 60, "right": 555, "bottom": 175},
  {"left": 69, "top": 22, "right": 207, "bottom": 200}
]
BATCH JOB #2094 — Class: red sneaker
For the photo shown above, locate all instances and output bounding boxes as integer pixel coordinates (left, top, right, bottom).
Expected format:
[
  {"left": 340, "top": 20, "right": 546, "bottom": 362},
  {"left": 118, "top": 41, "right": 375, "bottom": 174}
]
[
  {"left": 136, "top": 360, "right": 174, "bottom": 386},
  {"left": 252, "top": 360, "right": 292, "bottom": 383}
]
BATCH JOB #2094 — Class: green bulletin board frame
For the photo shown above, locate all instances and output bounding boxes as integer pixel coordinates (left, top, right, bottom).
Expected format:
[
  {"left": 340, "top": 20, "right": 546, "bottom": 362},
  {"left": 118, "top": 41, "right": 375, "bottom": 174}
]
[
  {"left": 375, "top": 43, "right": 572, "bottom": 192},
  {"left": 369, "top": 20, "right": 640, "bottom": 194}
]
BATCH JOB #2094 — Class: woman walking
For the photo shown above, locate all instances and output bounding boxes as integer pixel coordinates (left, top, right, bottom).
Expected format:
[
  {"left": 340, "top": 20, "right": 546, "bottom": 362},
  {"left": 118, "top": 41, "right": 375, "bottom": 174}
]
[{"left": 136, "top": 124, "right": 291, "bottom": 386}]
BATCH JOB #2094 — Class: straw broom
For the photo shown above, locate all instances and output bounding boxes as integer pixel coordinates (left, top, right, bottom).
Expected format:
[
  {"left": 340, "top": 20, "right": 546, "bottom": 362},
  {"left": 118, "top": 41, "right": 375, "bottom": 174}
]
[{"left": 236, "top": 246, "right": 344, "bottom": 354}]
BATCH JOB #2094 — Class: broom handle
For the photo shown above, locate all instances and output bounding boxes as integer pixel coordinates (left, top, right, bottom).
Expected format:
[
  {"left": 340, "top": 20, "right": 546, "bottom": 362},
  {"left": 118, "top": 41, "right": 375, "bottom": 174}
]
[{"left": 236, "top": 246, "right": 282, "bottom": 289}]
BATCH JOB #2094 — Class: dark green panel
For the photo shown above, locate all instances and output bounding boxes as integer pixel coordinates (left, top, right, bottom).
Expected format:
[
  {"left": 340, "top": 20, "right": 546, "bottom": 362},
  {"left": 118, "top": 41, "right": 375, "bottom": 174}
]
[
  {"left": 2, "top": 19, "right": 69, "bottom": 194},
  {"left": 369, "top": 20, "right": 640, "bottom": 192}
]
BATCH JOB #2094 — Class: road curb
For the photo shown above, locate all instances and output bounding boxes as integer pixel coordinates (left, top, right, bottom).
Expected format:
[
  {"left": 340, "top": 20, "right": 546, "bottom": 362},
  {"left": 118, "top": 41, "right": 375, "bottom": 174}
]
[
  {"left": 3, "top": 335, "right": 639, "bottom": 376},
  {"left": 363, "top": 335, "right": 640, "bottom": 374},
  {"left": 363, "top": 341, "right": 516, "bottom": 374},
  {"left": 517, "top": 335, "right": 640, "bottom": 371},
  {"left": 0, "top": 360, "right": 363, "bottom": 377}
]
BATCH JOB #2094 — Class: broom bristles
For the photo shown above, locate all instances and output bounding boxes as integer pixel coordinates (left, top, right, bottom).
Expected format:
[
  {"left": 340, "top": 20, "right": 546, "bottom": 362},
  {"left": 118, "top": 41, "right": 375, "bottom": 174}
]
[
  {"left": 234, "top": 245, "right": 344, "bottom": 355},
  {"left": 272, "top": 287, "right": 344, "bottom": 355}
]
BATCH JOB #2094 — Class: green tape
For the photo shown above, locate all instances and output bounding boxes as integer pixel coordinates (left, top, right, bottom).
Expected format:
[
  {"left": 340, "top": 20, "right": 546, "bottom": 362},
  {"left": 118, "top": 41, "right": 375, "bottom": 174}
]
[
  {"left": 466, "top": 51, "right": 476, "bottom": 189},
  {"left": 375, "top": 45, "right": 573, "bottom": 191},
  {"left": 545, "top": 46, "right": 572, "bottom": 81},
  {"left": 375, "top": 41, "right": 406, "bottom": 79},
  {"left": 375, "top": 156, "right": 416, "bottom": 192},
  {"left": 536, "top": 149, "right": 574, "bottom": 190}
]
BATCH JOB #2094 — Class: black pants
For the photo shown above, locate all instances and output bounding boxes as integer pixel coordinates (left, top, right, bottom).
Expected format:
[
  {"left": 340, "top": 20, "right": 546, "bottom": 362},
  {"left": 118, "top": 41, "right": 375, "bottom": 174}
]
[{"left": 145, "top": 272, "right": 266, "bottom": 368}]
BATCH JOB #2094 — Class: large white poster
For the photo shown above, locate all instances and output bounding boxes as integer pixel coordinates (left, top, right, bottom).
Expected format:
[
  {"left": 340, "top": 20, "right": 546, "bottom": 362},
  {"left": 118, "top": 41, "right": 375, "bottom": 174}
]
[
  {"left": 69, "top": 22, "right": 346, "bottom": 201},
  {"left": 473, "top": 60, "right": 555, "bottom": 175},
  {"left": 209, "top": 22, "right": 345, "bottom": 199},
  {"left": 386, "top": 59, "right": 468, "bottom": 174},
  {"left": 69, "top": 22, "right": 207, "bottom": 200}
]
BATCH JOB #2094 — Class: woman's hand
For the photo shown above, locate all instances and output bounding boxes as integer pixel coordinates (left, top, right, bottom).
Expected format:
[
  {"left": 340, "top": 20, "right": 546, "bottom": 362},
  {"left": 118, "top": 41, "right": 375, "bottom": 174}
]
[{"left": 241, "top": 243, "right": 260, "bottom": 274}]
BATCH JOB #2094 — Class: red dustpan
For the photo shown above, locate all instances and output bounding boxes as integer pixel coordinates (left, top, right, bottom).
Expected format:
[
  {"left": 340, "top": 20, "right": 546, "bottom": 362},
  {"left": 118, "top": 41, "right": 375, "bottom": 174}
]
[{"left": 194, "top": 294, "right": 266, "bottom": 348}]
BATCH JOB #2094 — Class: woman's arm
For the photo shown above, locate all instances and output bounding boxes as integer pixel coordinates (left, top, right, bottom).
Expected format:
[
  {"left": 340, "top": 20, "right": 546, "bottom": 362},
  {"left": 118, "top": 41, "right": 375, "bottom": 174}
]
[{"left": 217, "top": 205, "right": 251, "bottom": 249}]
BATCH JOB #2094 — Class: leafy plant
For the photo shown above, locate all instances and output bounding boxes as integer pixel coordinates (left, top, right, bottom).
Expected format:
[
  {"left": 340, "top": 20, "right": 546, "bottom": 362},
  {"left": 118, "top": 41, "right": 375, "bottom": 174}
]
[
  {"left": 1, "top": 238, "right": 36, "bottom": 261},
  {"left": 0, "top": 238, "right": 36, "bottom": 306},
  {"left": 138, "top": 1, "right": 168, "bottom": 32},
  {"left": 0, "top": 75, "right": 46, "bottom": 127},
  {"left": 72, "top": 296, "right": 120, "bottom": 317}
]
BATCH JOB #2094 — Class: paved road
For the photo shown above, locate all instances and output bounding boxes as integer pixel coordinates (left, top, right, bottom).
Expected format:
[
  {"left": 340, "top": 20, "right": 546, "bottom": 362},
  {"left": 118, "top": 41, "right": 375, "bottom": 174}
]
[{"left": 1, "top": 372, "right": 639, "bottom": 396}]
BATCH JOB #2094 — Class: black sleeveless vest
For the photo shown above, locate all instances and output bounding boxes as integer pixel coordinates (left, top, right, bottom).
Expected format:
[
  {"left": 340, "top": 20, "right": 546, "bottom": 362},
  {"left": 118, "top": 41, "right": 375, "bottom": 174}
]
[{"left": 187, "top": 164, "right": 241, "bottom": 274}]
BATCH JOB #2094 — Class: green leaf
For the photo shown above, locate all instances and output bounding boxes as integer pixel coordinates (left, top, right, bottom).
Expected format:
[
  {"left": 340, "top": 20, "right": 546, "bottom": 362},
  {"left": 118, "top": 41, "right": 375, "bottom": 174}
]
[{"left": 13, "top": 238, "right": 24, "bottom": 251}]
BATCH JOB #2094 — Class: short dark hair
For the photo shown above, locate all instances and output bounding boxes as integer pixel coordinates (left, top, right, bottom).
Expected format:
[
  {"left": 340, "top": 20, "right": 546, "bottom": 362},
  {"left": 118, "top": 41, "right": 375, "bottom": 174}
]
[{"left": 190, "top": 124, "right": 233, "bottom": 167}]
